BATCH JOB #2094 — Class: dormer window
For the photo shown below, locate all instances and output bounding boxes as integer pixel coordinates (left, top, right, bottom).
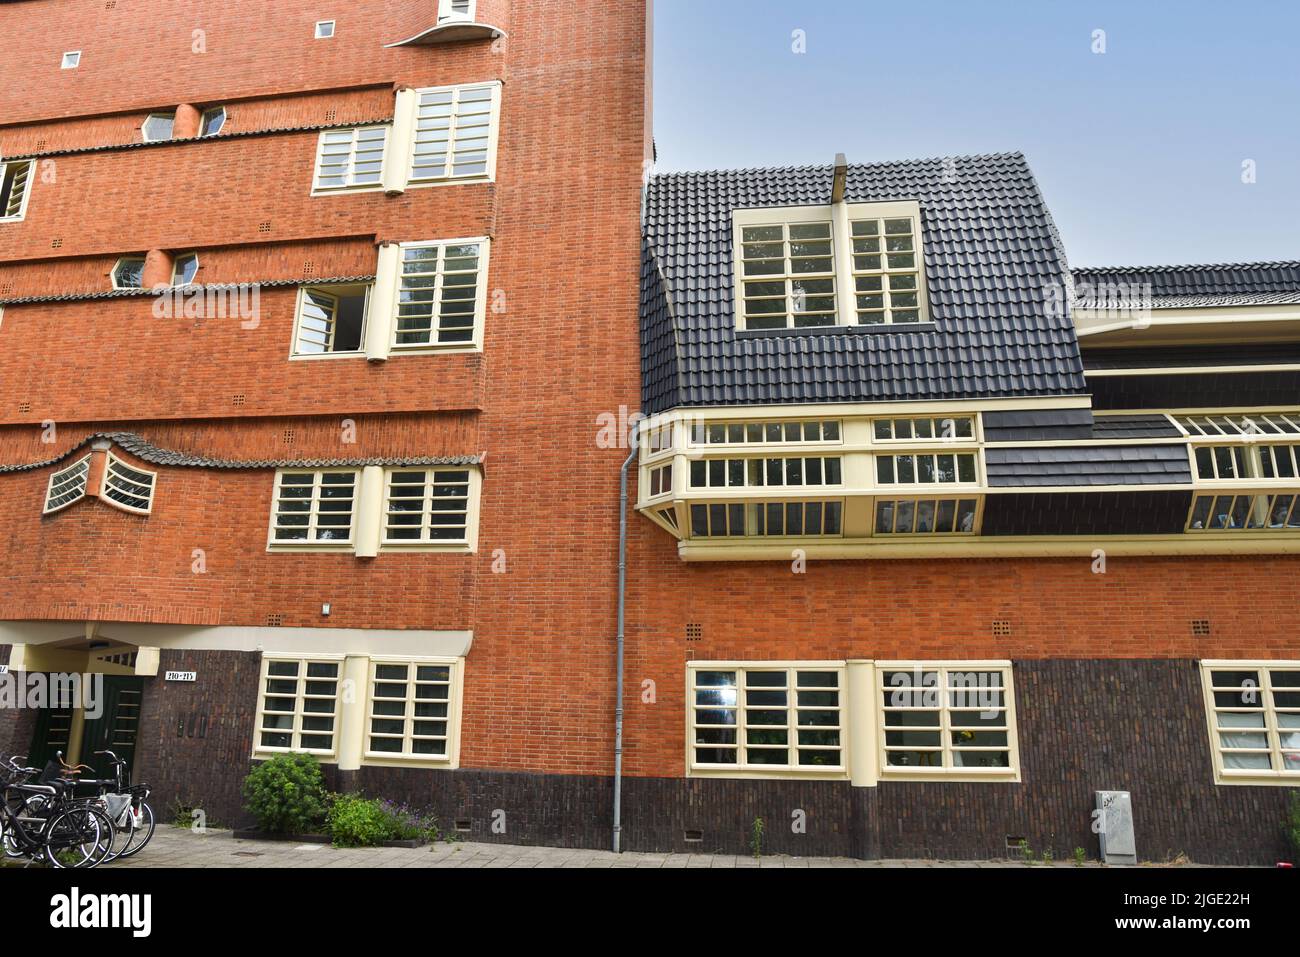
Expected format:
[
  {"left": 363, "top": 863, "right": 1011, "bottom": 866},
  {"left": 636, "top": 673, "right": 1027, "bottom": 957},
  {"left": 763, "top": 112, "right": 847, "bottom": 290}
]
[
  {"left": 733, "top": 201, "right": 929, "bottom": 331},
  {"left": 438, "top": 0, "right": 474, "bottom": 21}
]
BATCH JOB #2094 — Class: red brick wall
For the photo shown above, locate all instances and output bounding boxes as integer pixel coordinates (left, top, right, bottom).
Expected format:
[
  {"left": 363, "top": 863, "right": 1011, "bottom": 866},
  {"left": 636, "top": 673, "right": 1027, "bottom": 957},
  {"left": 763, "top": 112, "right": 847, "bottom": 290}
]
[{"left": 0, "top": 0, "right": 650, "bottom": 778}]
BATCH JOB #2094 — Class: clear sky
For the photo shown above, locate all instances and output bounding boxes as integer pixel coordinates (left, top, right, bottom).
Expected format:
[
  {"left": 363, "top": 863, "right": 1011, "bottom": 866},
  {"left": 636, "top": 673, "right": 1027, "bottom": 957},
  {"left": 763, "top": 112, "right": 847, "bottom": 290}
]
[{"left": 651, "top": 0, "right": 1299, "bottom": 268}]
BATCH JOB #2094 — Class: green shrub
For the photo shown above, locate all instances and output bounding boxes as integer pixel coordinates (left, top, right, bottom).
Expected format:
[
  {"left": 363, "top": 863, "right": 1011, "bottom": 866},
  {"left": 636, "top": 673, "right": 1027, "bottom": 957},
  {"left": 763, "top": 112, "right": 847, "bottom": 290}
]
[
  {"left": 241, "top": 753, "right": 327, "bottom": 834},
  {"left": 327, "top": 794, "right": 392, "bottom": 848}
]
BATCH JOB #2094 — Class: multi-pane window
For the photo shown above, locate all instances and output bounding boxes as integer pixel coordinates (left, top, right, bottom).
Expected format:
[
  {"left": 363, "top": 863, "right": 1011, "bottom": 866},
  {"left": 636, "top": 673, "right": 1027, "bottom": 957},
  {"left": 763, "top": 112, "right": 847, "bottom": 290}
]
[
  {"left": 393, "top": 241, "right": 484, "bottom": 348},
  {"left": 689, "top": 456, "right": 843, "bottom": 489},
  {"left": 655, "top": 506, "right": 680, "bottom": 531},
  {"left": 409, "top": 84, "right": 498, "bottom": 183},
  {"left": 43, "top": 455, "right": 91, "bottom": 514},
  {"left": 876, "top": 452, "right": 978, "bottom": 485},
  {"left": 644, "top": 422, "right": 675, "bottom": 454},
  {"left": 851, "top": 216, "right": 923, "bottom": 324},
  {"left": 313, "top": 125, "right": 388, "bottom": 190},
  {"left": 1193, "top": 444, "right": 1300, "bottom": 481},
  {"left": 255, "top": 659, "right": 341, "bottom": 755},
  {"left": 691, "top": 666, "right": 844, "bottom": 771},
  {"left": 382, "top": 469, "right": 472, "bottom": 544},
  {"left": 873, "top": 416, "right": 975, "bottom": 442},
  {"left": 293, "top": 286, "right": 368, "bottom": 355},
  {"left": 1, "top": 160, "right": 33, "bottom": 220},
  {"left": 1202, "top": 664, "right": 1300, "bottom": 780},
  {"left": 878, "top": 664, "right": 1016, "bottom": 774},
  {"left": 693, "top": 420, "right": 841, "bottom": 445},
  {"left": 102, "top": 453, "right": 156, "bottom": 514},
  {"left": 875, "top": 497, "right": 979, "bottom": 535},
  {"left": 648, "top": 463, "right": 673, "bottom": 497},
  {"left": 689, "top": 503, "right": 745, "bottom": 538},
  {"left": 1188, "top": 493, "right": 1300, "bottom": 531},
  {"left": 367, "top": 661, "right": 455, "bottom": 759},
  {"left": 738, "top": 222, "right": 837, "bottom": 330},
  {"left": 1178, "top": 412, "right": 1300, "bottom": 437},
  {"left": 753, "top": 501, "right": 842, "bottom": 536},
  {"left": 269, "top": 470, "right": 357, "bottom": 544},
  {"left": 111, "top": 257, "right": 145, "bottom": 290}
]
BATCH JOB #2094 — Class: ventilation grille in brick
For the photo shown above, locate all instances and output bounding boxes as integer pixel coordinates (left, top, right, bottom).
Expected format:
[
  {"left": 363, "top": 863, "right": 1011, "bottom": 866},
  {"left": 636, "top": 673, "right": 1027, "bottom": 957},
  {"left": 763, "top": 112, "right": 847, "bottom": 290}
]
[
  {"left": 283, "top": 429, "right": 295, "bottom": 445},
  {"left": 17, "top": 401, "right": 31, "bottom": 414},
  {"left": 265, "top": 614, "right": 283, "bottom": 627},
  {"left": 50, "top": 238, "right": 62, "bottom": 248},
  {"left": 992, "top": 620, "right": 1012, "bottom": 637},
  {"left": 34, "top": 140, "right": 46, "bottom": 151},
  {"left": 0, "top": 282, "right": 13, "bottom": 295},
  {"left": 1191, "top": 619, "right": 1211, "bottom": 636},
  {"left": 683, "top": 829, "right": 703, "bottom": 843},
  {"left": 258, "top": 222, "right": 271, "bottom": 234},
  {"left": 303, "top": 260, "right": 316, "bottom": 277},
  {"left": 685, "top": 623, "right": 703, "bottom": 642},
  {"left": 231, "top": 394, "right": 246, "bottom": 407},
  {"left": 324, "top": 109, "right": 337, "bottom": 123}
]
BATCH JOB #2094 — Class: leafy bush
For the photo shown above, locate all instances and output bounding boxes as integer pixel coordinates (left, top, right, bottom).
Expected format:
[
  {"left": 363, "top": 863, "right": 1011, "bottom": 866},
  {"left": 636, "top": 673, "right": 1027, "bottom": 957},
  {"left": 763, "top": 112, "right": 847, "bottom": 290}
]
[
  {"left": 326, "top": 795, "right": 440, "bottom": 847},
  {"left": 241, "top": 754, "right": 327, "bottom": 834}
]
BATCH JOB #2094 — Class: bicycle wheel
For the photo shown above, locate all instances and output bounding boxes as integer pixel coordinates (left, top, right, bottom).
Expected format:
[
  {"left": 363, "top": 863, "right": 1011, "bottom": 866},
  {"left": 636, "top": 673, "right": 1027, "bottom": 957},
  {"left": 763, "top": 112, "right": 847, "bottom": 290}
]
[
  {"left": 43, "top": 805, "right": 113, "bottom": 869},
  {"left": 116, "top": 800, "right": 155, "bottom": 859},
  {"left": 98, "top": 797, "right": 136, "bottom": 863}
]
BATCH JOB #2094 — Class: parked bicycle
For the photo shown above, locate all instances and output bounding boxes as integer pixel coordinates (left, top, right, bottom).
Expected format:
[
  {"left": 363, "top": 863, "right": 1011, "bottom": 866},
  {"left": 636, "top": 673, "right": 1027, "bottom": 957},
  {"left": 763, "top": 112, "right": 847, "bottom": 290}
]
[{"left": 0, "top": 754, "right": 114, "bottom": 868}]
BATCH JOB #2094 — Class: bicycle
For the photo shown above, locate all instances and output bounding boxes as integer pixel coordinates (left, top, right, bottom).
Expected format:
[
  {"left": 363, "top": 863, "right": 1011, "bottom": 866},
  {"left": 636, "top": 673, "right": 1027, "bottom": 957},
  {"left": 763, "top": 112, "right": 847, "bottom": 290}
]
[
  {"left": 1, "top": 754, "right": 115, "bottom": 868},
  {"left": 84, "top": 749, "right": 155, "bottom": 860}
]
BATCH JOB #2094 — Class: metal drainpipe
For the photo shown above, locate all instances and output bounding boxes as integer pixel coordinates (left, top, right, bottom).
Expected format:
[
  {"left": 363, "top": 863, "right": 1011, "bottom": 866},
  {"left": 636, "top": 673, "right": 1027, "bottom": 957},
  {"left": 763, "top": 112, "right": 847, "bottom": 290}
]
[{"left": 614, "top": 422, "right": 640, "bottom": 853}]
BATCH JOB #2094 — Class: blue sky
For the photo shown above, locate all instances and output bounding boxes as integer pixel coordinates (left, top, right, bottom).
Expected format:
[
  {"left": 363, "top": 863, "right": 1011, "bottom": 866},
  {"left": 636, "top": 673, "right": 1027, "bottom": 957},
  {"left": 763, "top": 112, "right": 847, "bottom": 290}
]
[{"left": 652, "top": 0, "right": 1299, "bottom": 267}]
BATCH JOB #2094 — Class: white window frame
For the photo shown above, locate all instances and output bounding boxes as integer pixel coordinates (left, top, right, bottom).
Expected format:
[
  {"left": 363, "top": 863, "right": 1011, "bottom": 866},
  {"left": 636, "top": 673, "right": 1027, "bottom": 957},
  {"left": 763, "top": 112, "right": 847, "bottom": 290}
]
[
  {"left": 691, "top": 419, "right": 844, "bottom": 446},
  {"left": 61, "top": 51, "right": 81, "bottom": 69},
  {"left": 290, "top": 284, "right": 371, "bottom": 359},
  {"left": 314, "top": 20, "right": 336, "bottom": 39},
  {"left": 43, "top": 454, "right": 92, "bottom": 515},
  {"left": 732, "top": 201, "right": 930, "bottom": 331},
  {"left": 438, "top": 0, "right": 475, "bottom": 22},
  {"left": 379, "top": 466, "right": 481, "bottom": 551},
  {"left": 405, "top": 82, "right": 502, "bottom": 187},
  {"left": 311, "top": 124, "right": 390, "bottom": 194},
  {"left": 199, "top": 106, "right": 227, "bottom": 137},
  {"left": 171, "top": 252, "right": 199, "bottom": 286},
  {"left": 687, "top": 661, "right": 848, "bottom": 779},
  {"left": 389, "top": 237, "right": 490, "bottom": 352},
  {"left": 870, "top": 415, "right": 977, "bottom": 444},
  {"left": 0, "top": 160, "right": 34, "bottom": 222},
  {"left": 874, "top": 450, "right": 981, "bottom": 487},
  {"left": 1201, "top": 660, "right": 1300, "bottom": 785},
  {"left": 253, "top": 656, "right": 344, "bottom": 758},
  {"left": 111, "top": 256, "right": 146, "bottom": 290},
  {"left": 363, "top": 657, "right": 463, "bottom": 765},
  {"left": 101, "top": 451, "right": 156, "bottom": 515},
  {"left": 876, "top": 661, "right": 1020, "bottom": 782},
  {"left": 141, "top": 112, "right": 175, "bottom": 143},
  {"left": 266, "top": 469, "right": 360, "bottom": 550}
]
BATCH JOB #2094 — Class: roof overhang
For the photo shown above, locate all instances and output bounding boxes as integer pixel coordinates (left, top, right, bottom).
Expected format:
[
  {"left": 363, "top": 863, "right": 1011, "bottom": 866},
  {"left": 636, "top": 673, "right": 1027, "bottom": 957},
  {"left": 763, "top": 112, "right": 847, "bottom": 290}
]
[
  {"left": 1074, "top": 303, "right": 1300, "bottom": 346},
  {"left": 384, "top": 21, "right": 507, "bottom": 47}
]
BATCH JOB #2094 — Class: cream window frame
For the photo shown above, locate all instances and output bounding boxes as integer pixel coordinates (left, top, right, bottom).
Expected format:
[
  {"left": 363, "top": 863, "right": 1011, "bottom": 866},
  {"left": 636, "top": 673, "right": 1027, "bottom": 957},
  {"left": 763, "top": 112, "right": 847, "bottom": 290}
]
[
  {"left": 688, "top": 499, "right": 846, "bottom": 539},
  {"left": 1200, "top": 660, "right": 1300, "bottom": 785},
  {"left": 686, "top": 661, "right": 849, "bottom": 780},
  {"left": 289, "top": 284, "right": 372, "bottom": 359},
  {"left": 848, "top": 206, "right": 929, "bottom": 325},
  {"left": 141, "top": 113, "right": 175, "bottom": 143},
  {"left": 378, "top": 466, "right": 481, "bottom": 553},
  {"left": 311, "top": 124, "right": 390, "bottom": 194},
  {"left": 690, "top": 419, "right": 844, "bottom": 447},
  {"left": 405, "top": 82, "right": 502, "bottom": 187},
  {"left": 875, "top": 661, "right": 1020, "bottom": 782},
  {"left": 111, "top": 256, "right": 146, "bottom": 290},
  {"left": 1176, "top": 411, "right": 1300, "bottom": 439},
  {"left": 43, "top": 454, "right": 92, "bottom": 515},
  {"left": 102, "top": 452, "right": 156, "bottom": 515},
  {"left": 363, "top": 657, "right": 463, "bottom": 766},
  {"left": 0, "top": 160, "right": 34, "bottom": 222},
  {"left": 314, "top": 20, "right": 335, "bottom": 39},
  {"left": 253, "top": 656, "right": 344, "bottom": 759},
  {"left": 871, "top": 495, "right": 983, "bottom": 536},
  {"left": 870, "top": 415, "right": 978, "bottom": 444},
  {"left": 1186, "top": 490, "right": 1300, "bottom": 532},
  {"left": 438, "top": 0, "right": 476, "bottom": 21},
  {"left": 388, "top": 237, "right": 490, "bottom": 352},
  {"left": 266, "top": 469, "right": 360, "bottom": 551}
]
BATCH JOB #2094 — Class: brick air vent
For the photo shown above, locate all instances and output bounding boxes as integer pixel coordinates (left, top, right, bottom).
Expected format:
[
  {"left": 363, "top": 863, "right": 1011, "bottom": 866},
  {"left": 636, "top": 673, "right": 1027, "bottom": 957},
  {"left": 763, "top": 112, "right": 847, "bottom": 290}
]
[
  {"left": 105, "top": 1, "right": 116, "bottom": 8},
  {"left": 1191, "top": 619, "right": 1211, "bottom": 636},
  {"left": 17, "top": 401, "right": 32, "bottom": 414},
  {"left": 258, "top": 222, "right": 272, "bottom": 234},
  {"left": 0, "top": 282, "right": 13, "bottom": 295},
  {"left": 283, "top": 429, "right": 295, "bottom": 445},
  {"left": 992, "top": 620, "right": 1012, "bottom": 637},
  {"left": 685, "top": 623, "right": 703, "bottom": 642},
  {"left": 231, "top": 394, "right": 246, "bottom": 407},
  {"left": 683, "top": 829, "right": 704, "bottom": 843},
  {"left": 50, "top": 238, "right": 63, "bottom": 249},
  {"left": 34, "top": 140, "right": 46, "bottom": 151},
  {"left": 454, "top": 819, "right": 472, "bottom": 833},
  {"left": 303, "top": 260, "right": 316, "bottom": 277},
  {"left": 265, "top": 614, "right": 283, "bottom": 627},
  {"left": 324, "top": 109, "right": 337, "bottom": 123}
]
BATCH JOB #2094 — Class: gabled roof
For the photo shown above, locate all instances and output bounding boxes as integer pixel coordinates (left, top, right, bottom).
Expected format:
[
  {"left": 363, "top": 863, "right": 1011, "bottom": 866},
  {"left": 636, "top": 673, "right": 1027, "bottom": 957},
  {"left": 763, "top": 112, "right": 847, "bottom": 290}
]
[
  {"left": 640, "top": 152, "right": 1088, "bottom": 413},
  {"left": 1072, "top": 261, "right": 1300, "bottom": 309}
]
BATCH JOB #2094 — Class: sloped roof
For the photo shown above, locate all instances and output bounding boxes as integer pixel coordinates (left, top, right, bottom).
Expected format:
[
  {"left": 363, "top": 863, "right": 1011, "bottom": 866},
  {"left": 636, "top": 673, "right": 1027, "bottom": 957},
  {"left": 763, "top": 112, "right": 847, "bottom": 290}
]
[
  {"left": 1072, "top": 261, "right": 1300, "bottom": 308},
  {"left": 640, "top": 152, "right": 1088, "bottom": 413}
]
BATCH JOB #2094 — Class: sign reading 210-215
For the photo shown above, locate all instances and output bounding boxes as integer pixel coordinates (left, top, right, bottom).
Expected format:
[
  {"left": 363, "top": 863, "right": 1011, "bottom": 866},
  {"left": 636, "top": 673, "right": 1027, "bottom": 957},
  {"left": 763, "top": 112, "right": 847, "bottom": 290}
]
[{"left": 165, "top": 671, "right": 197, "bottom": 682}]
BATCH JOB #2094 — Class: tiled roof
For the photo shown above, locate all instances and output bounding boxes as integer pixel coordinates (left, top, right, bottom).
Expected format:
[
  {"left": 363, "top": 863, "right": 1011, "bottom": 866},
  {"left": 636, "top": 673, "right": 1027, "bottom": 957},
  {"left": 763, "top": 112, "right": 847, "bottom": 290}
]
[
  {"left": 1083, "top": 343, "right": 1300, "bottom": 371},
  {"left": 0, "top": 433, "right": 480, "bottom": 474},
  {"left": 0, "top": 276, "right": 375, "bottom": 308},
  {"left": 1072, "top": 261, "right": 1300, "bottom": 308},
  {"left": 640, "top": 152, "right": 1088, "bottom": 413},
  {"left": 985, "top": 445, "right": 1192, "bottom": 487},
  {"left": 1090, "top": 414, "right": 1183, "bottom": 440}
]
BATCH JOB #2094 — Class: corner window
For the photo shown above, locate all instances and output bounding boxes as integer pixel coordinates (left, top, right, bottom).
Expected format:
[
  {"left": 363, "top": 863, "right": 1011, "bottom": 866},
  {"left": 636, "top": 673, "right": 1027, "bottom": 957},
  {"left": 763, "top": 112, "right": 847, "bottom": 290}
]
[
  {"left": 268, "top": 470, "right": 358, "bottom": 546},
  {"left": 171, "top": 253, "right": 199, "bottom": 286},
  {"left": 142, "top": 113, "right": 175, "bottom": 143},
  {"left": 393, "top": 240, "right": 487, "bottom": 349},
  {"left": 315, "top": 20, "right": 335, "bottom": 38},
  {"left": 877, "top": 663, "right": 1019, "bottom": 779},
  {"left": 111, "top": 256, "right": 146, "bottom": 290},
  {"left": 366, "top": 660, "right": 458, "bottom": 760},
  {"left": 1201, "top": 662, "right": 1300, "bottom": 784},
  {"left": 313, "top": 125, "right": 388, "bottom": 191},
  {"left": 61, "top": 51, "right": 81, "bottom": 69},
  {"left": 102, "top": 452, "right": 156, "bottom": 514},
  {"left": 382, "top": 468, "right": 474, "bottom": 545},
  {"left": 43, "top": 455, "right": 91, "bottom": 514},
  {"left": 689, "top": 665, "right": 845, "bottom": 775},
  {"left": 200, "top": 106, "right": 226, "bottom": 137},
  {"left": 292, "top": 285, "right": 369, "bottom": 356},
  {"left": 254, "top": 658, "right": 342, "bottom": 756},
  {"left": 408, "top": 83, "right": 500, "bottom": 184},
  {"left": 0, "top": 160, "right": 33, "bottom": 221},
  {"left": 648, "top": 463, "right": 673, "bottom": 498}
]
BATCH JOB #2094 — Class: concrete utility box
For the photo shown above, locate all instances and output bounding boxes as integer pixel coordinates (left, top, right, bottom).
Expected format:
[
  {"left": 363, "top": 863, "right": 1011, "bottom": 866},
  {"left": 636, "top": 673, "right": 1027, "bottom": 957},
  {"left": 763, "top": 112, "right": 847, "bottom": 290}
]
[{"left": 1095, "top": 791, "right": 1137, "bottom": 865}]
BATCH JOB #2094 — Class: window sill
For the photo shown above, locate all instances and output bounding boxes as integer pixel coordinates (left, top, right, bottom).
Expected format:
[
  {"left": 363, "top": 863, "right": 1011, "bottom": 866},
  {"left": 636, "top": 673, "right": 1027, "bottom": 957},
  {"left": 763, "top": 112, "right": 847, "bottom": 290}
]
[
  {"left": 1212, "top": 772, "right": 1300, "bottom": 786},
  {"left": 736, "top": 322, "right": 938, "bottom": 340},
  {"left": 879, "top": 770, "right": 1021, "bottom": 784},
  {"left": 687, "top": 766, "right": 848, "bottom": 782}
]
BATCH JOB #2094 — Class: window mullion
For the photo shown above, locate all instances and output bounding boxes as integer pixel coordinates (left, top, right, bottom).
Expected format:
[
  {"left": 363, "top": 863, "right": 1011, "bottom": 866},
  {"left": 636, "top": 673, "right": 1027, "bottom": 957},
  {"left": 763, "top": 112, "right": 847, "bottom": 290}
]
[{"left": 787, "top": 668, "right": 798, "bottom": 768}]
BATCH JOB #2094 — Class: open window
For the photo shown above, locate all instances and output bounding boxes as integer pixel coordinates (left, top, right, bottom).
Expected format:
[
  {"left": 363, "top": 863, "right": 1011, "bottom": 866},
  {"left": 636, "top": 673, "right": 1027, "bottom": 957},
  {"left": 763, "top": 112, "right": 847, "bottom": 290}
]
[
  {"left": 292, "top": 285, "right": 369, "bottom": 356},
  {"left": 0, "top": 160, "right": 32, "bottom": 221},
  {"left": 199, "top": 106, "right": 226, "bottom": 137},
  {"left": 172, "top": 253, "right": 199, "bottom": 286},
  {"left": 102, "top": 452, "right": 156, "bottom": 514},
  {"left": 43, "top": 455, "right": 92, "bottom": 514}
]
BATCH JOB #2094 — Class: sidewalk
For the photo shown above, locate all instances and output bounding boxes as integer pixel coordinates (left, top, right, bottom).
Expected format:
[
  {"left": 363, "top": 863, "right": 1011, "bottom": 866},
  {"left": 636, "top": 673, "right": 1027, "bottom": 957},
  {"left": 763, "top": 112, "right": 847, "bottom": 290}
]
[{"left": 113, "top": 825, "right": 1125, "bottom": 868}]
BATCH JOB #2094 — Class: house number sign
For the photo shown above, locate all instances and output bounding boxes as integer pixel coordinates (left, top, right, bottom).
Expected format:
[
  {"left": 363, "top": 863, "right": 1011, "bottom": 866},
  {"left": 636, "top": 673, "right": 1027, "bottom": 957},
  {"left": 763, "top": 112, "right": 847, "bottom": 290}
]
[{"left": 165, "top": 671, "right": 197, "bottom": 682}]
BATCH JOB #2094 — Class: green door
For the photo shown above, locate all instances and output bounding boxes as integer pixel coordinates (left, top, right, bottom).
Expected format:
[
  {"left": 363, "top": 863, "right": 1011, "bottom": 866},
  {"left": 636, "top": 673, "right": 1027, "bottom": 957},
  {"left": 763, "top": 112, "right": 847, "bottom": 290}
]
[
  {"left": 27, "top": 702, "right": 74, "bottom": 771},
  {"left": 78, "top": 676, "right": 145, "bottom": 780}
]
